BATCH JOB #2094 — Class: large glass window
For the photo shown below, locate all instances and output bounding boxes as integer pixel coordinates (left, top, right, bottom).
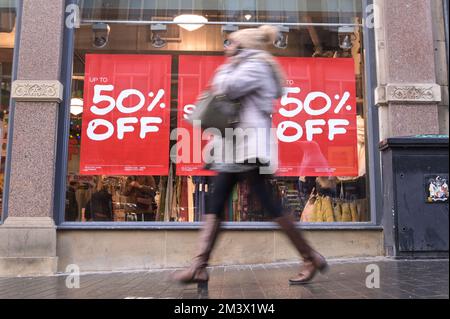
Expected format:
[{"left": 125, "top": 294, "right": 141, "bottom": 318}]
[
  {"left": 0, "top": 0, "right": 17, "bottom": 220},
  {"left": 65, "top": 0, "right": 370, "bottom": 224}
]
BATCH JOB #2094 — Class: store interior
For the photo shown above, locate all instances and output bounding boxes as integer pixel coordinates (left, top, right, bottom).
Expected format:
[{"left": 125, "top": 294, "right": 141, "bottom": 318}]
[{"left": 0, "top": 1, "right": 371, "bottom": 224}]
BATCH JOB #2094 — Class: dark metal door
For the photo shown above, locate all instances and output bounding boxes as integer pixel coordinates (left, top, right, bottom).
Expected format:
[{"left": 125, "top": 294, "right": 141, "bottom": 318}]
[{"left": 395, "top": 153, "right": 449, "bottom": 253}]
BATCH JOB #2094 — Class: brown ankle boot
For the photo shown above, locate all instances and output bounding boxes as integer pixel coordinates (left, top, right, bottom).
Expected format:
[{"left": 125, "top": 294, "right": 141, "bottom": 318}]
[
  {"left": 172, "top": 214, "right": 221, "bottom": 284},
  {"left": 275, "top": 215, "right": 328, "bottom": 285},
  {"left": 288, "top": 250, "right": 328, "bottom": 285}
]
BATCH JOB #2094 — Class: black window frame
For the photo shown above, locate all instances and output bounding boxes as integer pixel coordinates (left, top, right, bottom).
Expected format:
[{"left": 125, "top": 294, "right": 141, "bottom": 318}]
[
  {"left": 0, "top": 0, "right": 22, "bottom": 224},
  {"left": 53, "top": 0, "right": 382, "bottom": 230}
]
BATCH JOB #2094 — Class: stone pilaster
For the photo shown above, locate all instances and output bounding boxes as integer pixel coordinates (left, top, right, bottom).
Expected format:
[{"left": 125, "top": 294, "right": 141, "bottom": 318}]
[
  {"left": 374, "top": 0, "right": 447, "bottom": 257},
  {"left": 0, "top": 0, "right": 65, "bottom": 277},
  {"left": 374, "top": 0, "right": 441, "bottom": 140}
]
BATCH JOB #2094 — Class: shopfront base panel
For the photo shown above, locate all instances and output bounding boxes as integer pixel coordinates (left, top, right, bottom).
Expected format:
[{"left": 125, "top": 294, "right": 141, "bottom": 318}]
[{"left": 56, "top": 229, "right": 384, "bottom": 273}]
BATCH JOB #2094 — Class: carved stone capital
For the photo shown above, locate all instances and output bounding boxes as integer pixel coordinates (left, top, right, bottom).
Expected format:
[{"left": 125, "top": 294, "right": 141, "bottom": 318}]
[
  {"left": 11, "top": 80, "right": 63, "bottom": 103},
  {"left": 375, "top": 84, "right": 442, "bottom": 106}
]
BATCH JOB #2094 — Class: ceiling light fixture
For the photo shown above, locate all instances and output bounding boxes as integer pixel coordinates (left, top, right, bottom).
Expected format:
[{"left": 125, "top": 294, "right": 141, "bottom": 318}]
[
  {"left": 173, "top": 14, "right": 208, "bottom": 31},
  {"left": 70, "top": 98, "right": 84, "bottom": 116},
  {"left": 92, "top": 22, "right": 111, "bottom": 48},
  {"left": 244, "top": 14, "right": 252, "bottom": 21}
]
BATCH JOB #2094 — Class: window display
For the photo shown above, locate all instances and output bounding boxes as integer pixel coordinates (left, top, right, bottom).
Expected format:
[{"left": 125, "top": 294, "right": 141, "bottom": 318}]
[
  {"left": 0, "top": 0, "right": 17, "bottom": 220},
  {"left": 65, "top": 0, "right": 369, "bottom": 223}
]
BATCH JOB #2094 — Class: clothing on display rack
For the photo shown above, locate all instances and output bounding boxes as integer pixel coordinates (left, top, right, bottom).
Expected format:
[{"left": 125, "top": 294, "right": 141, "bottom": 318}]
[
  {"left": 300, "top": 194, "right": 368, "bottom": 223},
  {"left": 200, "top": 178, "right": 207, "bottom": 221},
  {"left": 178, "top": 177, "right": 189, "bottom": 222},
  {"left": 172, "top": 176, "right": 196, "bottom": 222},
  {"left": 232, "top": 185, "right": 239, "bottom": 221},
  {"left": 123, "top": 176, "right": 157, "bottom": 221},
  {"left": 298, "top": 173, "right": 369, "bottom": 223},
  {"left": 191, "top": 176, "right": 211, "bottom": 221},
  {"left": 65, "top": 183, "right": 79, "bottom": 221}
]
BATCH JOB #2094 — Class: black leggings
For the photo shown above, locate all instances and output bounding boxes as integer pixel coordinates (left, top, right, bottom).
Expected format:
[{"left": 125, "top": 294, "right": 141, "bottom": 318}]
[{"left": 207, "top": 169, "right": 283, "bottom": 219}]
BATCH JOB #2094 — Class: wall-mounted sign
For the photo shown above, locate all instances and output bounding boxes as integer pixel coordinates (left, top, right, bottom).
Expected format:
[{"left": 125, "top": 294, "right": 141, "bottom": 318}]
[
  {"left": 79, "top": 54, "right": 172, "bottom": 176},
  {"left": 425, "top": 175, "right": 449, "bottom": 203},
  {"left": 274, "top": 58, "right": 358, "bottom": 176}
]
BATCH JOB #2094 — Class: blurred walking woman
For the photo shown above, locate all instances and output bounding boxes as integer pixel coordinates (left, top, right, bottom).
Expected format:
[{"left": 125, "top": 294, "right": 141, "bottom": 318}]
[{"left": 173, "top": 25, "right": 328, "bottom": 286}]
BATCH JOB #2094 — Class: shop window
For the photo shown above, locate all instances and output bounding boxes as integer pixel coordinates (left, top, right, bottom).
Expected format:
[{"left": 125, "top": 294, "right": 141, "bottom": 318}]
[
  {"left": 0, "top": 0, "right": 17, "bottom": 220},
  {"left": 65, "top": 0, "right": 370, "bottom": 224}
]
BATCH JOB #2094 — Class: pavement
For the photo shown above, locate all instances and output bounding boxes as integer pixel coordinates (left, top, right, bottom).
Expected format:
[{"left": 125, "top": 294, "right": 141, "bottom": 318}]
[{"left": 0, "top": 258, "right": 448, "bottom": 299}]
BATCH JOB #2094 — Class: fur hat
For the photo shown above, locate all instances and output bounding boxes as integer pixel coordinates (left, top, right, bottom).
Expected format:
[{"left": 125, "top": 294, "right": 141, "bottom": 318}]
[
  {"left": 228, "top": 25, "right": 286, "bottom": 98},
  {"left": 229, "top": 25, "right": 279, "bottom": 50}
]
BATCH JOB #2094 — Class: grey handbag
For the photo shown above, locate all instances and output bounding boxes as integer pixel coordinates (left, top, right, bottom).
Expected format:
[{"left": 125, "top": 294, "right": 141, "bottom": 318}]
[{"left": 186, "top": 91, "right": 241, "bottom": 135}]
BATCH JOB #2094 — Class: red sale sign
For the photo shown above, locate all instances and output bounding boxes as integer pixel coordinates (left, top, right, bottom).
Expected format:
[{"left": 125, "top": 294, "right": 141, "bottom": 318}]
[
  {"left": 176, "top": 55, "right": 225, "bottom": 176},
  {"left": 274, "top": 58, "right": 358, "bottom": 176},
  {"left": 176, "top": 56, "right": 358, "bottom": 177},
  {"left": 79, "top": 54, "right": 172, "bottom": 176}
]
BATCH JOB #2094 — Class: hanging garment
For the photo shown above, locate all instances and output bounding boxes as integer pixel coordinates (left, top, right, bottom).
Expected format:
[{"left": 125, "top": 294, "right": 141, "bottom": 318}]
[
  {"left": 156, "top": 176, "right": 167, "bottom": 221},
  {"left": 357, "top": 115, "right": 366, "bottom": 178},
  {"left": 312, "top": 196, "right": 322, "bottom": 222},
  {"left": 350, "top": 201, "right": 359, "bottom": 222},
  {"left": 356, "top": 198, "right": 369, "bottom": 222},
  {"left": 75, "top": 185, "right": 92, "bottom": 220},
  {"left": 322, "top": 196, "right": 335, "bottom": 222},
  {"left": 341, "top": 202, "right": 352, "bottom": 222},
  {"left": 337, "top": 115, "right": 366, "bottom": 181},
  {"left": 187, "top": 177, "right": 195, "bottom": 222},
  {"left": 332, "top": 200, "right": 343, "bottom": 222},
  {"left": 178, "top": 177, "right": 189, "bottom": 222},
  {"left": 171, "top": 176, "right": 180, "bottom": 221},
  {"left": 300, "top": 190, "right": 316, "bottom": 223},
  {"left": 85, "top": 189, "right": 113, "bottom": 221},
  {"left": 232, "top": 185, "right": 239, "bottom": 221},
  {"left": 197, "top": 180, "right": 203, "bottom": 219},
  {"left": 164, "top": 165, "right": 174, "bottom": 222},
  {"left": 65, "top": 186, "right": 79, "bottom": 221},
  {"left": 193, "top": 177, "right": 200, "bottom": 221},
  {"left": 239, "top": 180, "right": 250, "bottom": 221},
  {"left": 200, "top": 177, "right": 207, "bottom": 219}
]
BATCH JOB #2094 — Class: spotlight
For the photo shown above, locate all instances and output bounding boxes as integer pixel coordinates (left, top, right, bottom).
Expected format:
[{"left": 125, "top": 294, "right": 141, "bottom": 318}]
[
  {"left": 338, "top": 26, "right": 356, "bottom": 51},
  {"left": 340, "top": 35, "right": 353, "bottom": 50},
  {"left": 151, "top": 33, "right": 167, "bottom": 48},
  {"left": 150, "top": 24, "right": 167, "bottom": 48},
  {"left": 221, "top": 25, "right": 239, "bottom": 48},
  {"left": 274, "top": 26, "right": 289, "bottom": 49},
  {"left": 92, "top": 23, "right": 111, "bottom": 49},
  {"left": 223, "top": 39, "right": 232, "bottom": 47}
]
